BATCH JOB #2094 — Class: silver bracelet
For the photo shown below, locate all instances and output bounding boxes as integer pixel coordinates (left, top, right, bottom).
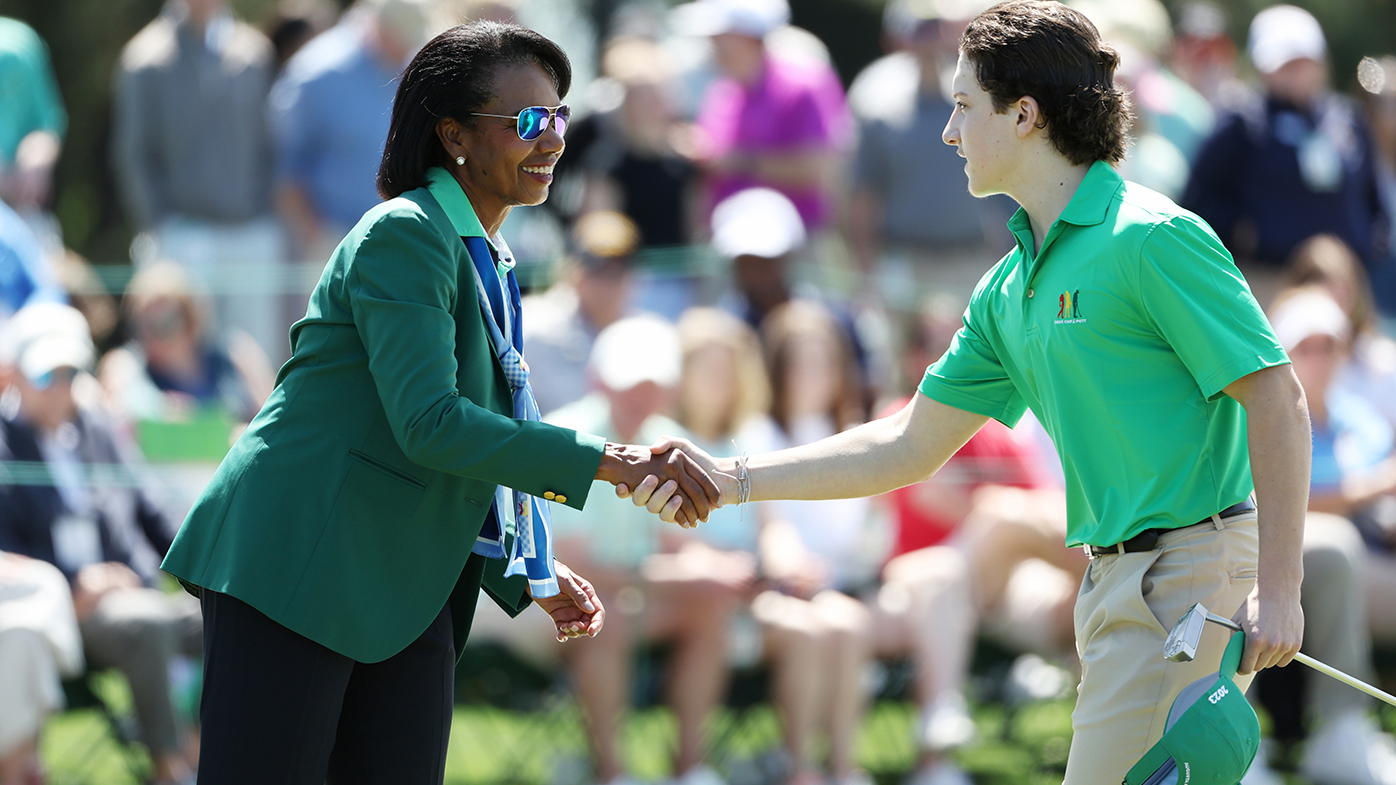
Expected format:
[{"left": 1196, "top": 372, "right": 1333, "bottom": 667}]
[
  {"left": 735, "top": 450, "right": 751, "bottom": 506},
  {"left": 715, "top": 443, "right": 752, "bottom": 519}
]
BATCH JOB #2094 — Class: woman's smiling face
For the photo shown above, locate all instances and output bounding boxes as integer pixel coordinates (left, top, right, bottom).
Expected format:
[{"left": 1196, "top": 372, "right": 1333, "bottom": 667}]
[{"left": 456, "top": 61, "right": 565, "bottom": 231}]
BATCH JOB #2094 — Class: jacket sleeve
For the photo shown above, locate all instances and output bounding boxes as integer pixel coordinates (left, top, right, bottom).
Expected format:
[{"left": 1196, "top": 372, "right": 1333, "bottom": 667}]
[{"left": 346, "top": 206, "right": 604, "bottom": 505}]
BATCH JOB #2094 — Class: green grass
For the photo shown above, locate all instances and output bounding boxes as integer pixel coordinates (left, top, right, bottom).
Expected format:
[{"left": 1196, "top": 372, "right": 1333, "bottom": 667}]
[
  {"left": 40, "top": 680, "right": 1075, "bottom": 785},
  {"left": 47, "top": 673, "right": 1390, "bottom": 784}
]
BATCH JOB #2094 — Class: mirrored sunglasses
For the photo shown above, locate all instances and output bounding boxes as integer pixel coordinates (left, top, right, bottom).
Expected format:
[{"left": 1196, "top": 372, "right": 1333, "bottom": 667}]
[{"left": 470, "top": 104, "right": 570, "bottom": 141}]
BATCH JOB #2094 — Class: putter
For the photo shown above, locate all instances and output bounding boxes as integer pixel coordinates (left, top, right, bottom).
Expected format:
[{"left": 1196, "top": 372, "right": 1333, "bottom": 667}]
[{"left": 1165, "top": 602, "right": 1396, "bottom": 708}]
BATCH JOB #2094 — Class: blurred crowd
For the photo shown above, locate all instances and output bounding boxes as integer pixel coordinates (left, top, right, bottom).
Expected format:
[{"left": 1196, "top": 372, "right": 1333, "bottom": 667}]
[{"left": 2, "top": 0, "right": 1396, "bottom": 784}]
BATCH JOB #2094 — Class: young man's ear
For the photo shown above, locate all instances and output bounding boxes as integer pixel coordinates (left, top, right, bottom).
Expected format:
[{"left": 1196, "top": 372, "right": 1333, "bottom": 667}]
[{"left": 1013, "top": 96, "right": 1043, "bottom": 138}]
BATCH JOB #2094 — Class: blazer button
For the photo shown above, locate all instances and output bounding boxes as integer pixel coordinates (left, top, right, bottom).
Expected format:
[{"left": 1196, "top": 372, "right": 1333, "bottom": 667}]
[
  {"left": 553, "top": 495, "right": 567, "bottom": 504},
  {"left": 543, "top": 491, "right": 556, "bottom": 500}
]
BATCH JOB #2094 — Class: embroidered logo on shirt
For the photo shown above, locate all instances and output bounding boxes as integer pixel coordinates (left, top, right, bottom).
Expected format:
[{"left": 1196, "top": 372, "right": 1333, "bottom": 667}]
[{"left": 1056, "top": 290, "right": 1086, "bottom": 324}]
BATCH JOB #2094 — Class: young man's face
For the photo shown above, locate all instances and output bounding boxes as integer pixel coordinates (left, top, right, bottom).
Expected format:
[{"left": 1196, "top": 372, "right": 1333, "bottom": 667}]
[{"left": 943, "top": 53, "right": 1020, "bottom": 198}]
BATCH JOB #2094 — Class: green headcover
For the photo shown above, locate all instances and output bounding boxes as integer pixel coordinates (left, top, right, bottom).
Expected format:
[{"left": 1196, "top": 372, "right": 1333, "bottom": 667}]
[{"left": 1123, "top": 631, "right": 1260, "bottom": 785}]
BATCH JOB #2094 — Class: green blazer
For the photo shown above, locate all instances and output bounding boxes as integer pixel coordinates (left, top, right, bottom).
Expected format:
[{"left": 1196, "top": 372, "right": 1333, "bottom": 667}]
[{"left": 161, "top": 180, "right": 606, "bottom": 663}]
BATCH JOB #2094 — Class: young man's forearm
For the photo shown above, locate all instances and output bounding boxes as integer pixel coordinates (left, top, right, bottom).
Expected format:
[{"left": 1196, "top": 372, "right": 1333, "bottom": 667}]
[
  {"left": 737, "top": 394, "right": 989, "bottom": 503},
  {"left": 1245, "top": 381, "right": 1311, "bottom": 600},
  {"left": 1224, "top": 364, "right": 1310, "bottom": 671}
]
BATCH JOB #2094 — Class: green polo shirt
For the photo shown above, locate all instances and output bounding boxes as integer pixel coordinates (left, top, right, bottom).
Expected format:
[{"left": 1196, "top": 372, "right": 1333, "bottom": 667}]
[{"left": 919, "top": 161, "right": 1289, "bottom": 547}]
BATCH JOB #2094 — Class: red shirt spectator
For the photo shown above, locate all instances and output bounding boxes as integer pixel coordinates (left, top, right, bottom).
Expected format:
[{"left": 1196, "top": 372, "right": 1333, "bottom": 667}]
[{"left": 879, "top": 396, "right": 1048, "bottom": 557}]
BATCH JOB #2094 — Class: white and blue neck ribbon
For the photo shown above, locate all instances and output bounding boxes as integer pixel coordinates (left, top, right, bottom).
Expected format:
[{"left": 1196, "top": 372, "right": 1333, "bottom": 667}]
[{"left": 463, "top": 233, "right": 559, "bottom": 598}]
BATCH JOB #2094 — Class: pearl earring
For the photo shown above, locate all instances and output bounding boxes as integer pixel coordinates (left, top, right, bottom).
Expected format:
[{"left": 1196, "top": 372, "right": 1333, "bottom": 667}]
[{"left": 456, "top": 156, "right": 465, "bottom": 166}]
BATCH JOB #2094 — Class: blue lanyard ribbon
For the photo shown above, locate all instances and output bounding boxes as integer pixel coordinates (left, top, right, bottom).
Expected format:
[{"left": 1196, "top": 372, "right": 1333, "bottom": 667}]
[{"left": 463, "top": 234, "right": 558, "bottom": 598}]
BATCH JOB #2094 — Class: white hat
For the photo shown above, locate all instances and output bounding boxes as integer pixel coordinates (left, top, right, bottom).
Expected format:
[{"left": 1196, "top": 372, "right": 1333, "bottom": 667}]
[
  {"left": 1269, "top": 289, "right": 1349, "bottom": 351},
  {"left": 711, "top": 187, "right": 806, "bottom": 259},
  {"left": 671, "top": 0, "right": 790, "bottom": 39},
  {"left": 0, "top": 302, "right": 95, "bottom": 387},
  {"left": 1248, "top": 5, "right": 1326, "bottom": 75},
  {"left": 590, "top": 314, "right": 681, "bottom": 391}
]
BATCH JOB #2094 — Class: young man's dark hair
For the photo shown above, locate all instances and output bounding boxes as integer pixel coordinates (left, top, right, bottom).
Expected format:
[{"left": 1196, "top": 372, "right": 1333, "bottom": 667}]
[{"left": 959, "top": 0, "right": 1133, "bottom": 165}]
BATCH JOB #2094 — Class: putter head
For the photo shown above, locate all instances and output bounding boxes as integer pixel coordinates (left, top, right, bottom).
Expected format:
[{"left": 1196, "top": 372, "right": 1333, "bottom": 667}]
[
  {"left": 1164, "top": 603, "right": 1245, "bottom": 662},
  {"left": 1164, "top": 603, "right": 1209, "bottom": 662}
]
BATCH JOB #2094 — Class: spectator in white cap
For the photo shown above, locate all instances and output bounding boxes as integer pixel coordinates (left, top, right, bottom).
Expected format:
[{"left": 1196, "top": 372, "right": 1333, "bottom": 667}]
[
  {"left": 0, "top": 302, "right": 203, "bottom": 785},
  {"left": 712, "top": 186, "right": 806, "bottom": 327},
  {"left": 1182, "top": 4, "right": 1387, "bottom": 310},
  {"left": 544, "top": 313, "right": 745, "bottom": 785},
  {"left": 713, "top": 187, "right": 884, "bottom": 416},
  {"left": 1246, "top": 4, "right": 1326, "bottom": 83},
  {"left": 1236, "top": 285, "right": 1396, "bottom": 785}
]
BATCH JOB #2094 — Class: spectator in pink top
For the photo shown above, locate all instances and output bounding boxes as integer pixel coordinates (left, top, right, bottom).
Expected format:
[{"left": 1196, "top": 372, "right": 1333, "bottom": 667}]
[{"left": 674, "top": 0, "right": 852, "bottom": 231}]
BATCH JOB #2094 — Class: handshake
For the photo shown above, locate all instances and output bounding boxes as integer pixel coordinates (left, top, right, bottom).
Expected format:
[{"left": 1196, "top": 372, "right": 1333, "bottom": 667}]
[{"left": 594, "top": 438, "right": 735, "bottom": 528}]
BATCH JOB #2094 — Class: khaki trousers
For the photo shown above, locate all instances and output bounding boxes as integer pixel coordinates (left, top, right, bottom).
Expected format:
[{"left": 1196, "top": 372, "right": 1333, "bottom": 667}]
[{"left": 1064, "top": 513, "right": 1259, "bottom": 785}]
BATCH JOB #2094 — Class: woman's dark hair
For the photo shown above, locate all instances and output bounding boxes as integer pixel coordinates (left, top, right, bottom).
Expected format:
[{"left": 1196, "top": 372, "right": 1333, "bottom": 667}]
[
  {"left": 376, "top": 21, "right": 571, "bottom": 199},
  {"left": 960, "top": 0, "right": 1133, "bottom": 165}
]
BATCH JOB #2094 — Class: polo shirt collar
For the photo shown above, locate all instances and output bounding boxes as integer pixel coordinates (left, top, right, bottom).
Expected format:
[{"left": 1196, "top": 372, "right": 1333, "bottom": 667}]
[
  {"left": 426, "top": 167, "right": 514, "bottom": 270},
  {"left": 1056, "top": 160, "right": 1120, "bottom": 228},
  {"left": 1007, "top": 159, "right": 1121, "bottom": 261}
]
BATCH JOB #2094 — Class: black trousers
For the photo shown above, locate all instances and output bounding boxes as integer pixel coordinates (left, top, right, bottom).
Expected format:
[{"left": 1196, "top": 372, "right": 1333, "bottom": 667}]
[{"left": 195, "top": 590, "right": 456, "bottom": 785}]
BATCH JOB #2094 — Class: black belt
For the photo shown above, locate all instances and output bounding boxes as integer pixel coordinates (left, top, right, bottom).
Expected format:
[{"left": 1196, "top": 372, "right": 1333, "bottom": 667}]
[{"left": 1086, "top": 499, "right": 1257, "bottom": 558}]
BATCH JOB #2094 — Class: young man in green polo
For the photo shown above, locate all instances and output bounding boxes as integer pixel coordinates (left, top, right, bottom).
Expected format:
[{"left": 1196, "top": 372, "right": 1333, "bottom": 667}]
[{"left": 625, "top": 1, "right": 1310, "bottom": 781}]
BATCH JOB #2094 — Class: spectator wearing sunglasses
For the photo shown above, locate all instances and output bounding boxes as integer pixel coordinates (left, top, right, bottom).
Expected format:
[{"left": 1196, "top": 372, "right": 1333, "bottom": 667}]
[
  {"left": 0, "top": 302, "right": 203, "bottom": 785},
  {"left": 567, "top": 34, "right": 704, "bottom": 320},
  {"left": 97, "top": 260, "right": 275, "bottom": 449},
  {"left": 161, "top": 23, "right": 720, "bottom": 785}
]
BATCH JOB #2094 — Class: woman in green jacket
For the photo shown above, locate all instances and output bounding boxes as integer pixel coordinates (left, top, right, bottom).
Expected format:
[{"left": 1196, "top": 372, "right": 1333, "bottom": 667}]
[{"left": 161, "top": 21, "right": 717, "bottom": 785}]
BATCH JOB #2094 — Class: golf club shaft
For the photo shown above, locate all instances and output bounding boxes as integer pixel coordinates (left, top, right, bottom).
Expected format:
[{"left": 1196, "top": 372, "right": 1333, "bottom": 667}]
[{"left": 1294, "top": 652, "right": 1396, "bottom": 708}]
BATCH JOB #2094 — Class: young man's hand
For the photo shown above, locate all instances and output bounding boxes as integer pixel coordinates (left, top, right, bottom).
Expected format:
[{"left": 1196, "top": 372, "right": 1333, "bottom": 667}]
[{"left": 1232, "top": 588, "right": 1304, "bottom": 674}]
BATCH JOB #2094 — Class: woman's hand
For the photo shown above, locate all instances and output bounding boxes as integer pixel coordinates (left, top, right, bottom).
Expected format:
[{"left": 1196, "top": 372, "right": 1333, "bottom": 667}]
[
  {"left": 615, "top": 437, "right": 738, "bottom": 522},
  {"left": 530, "top": 560, "right": 605, "bottom": 642},
  {"left": 596, "top": 442, "right": 721, "bottom": 527}
]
